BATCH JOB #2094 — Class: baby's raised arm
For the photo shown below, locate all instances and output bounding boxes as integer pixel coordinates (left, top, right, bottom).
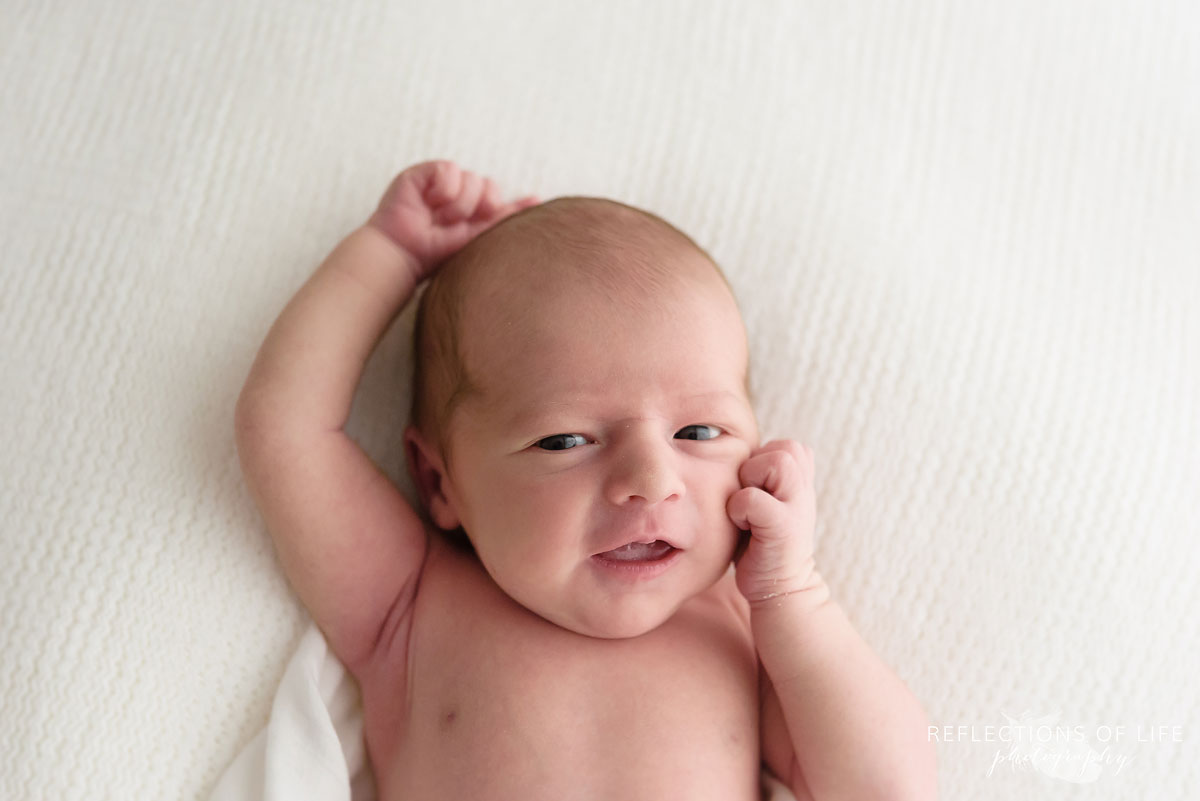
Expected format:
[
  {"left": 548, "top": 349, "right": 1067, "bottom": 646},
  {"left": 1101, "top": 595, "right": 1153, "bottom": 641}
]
[{"left": 234, "top": 161, "right": 535, "bottom": 671}]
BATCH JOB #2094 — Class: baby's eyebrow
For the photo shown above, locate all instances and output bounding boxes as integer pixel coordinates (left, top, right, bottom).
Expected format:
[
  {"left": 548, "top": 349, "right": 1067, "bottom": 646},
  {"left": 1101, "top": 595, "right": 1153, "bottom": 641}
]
[
  {"left": 503, "top": 390, "right": 745, "bottom": 429},
  {"left": 500, "top": 399, "right": 578, "bottom": 429},
  {"left": 683, "top": 390, "right": 744, "bottom": 404}
]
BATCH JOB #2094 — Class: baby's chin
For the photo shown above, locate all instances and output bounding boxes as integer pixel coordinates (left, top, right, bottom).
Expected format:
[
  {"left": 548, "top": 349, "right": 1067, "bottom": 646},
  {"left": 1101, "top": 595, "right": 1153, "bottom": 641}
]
[
  {"left": 577, "top": 615, "right": 671, "bottom": 640},
  {"left": 534, "top": 596, "right": 691, "bottom": 640},
  {"left": 556, "top": 556, "right": 737, "bottom": 639}
]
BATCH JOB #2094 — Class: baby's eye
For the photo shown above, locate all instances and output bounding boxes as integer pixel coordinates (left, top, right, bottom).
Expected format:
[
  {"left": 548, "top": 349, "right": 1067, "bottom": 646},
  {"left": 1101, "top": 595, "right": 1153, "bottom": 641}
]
[
  {"left": 535, "top": 433, "right": 588, "bottom": 451},
  {"left": 675, "top": 424, "right": 721, "bottom": 441}
]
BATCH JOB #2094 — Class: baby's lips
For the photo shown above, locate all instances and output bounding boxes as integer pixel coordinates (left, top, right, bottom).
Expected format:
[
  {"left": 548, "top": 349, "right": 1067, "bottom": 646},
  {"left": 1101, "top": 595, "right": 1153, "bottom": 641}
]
[
  {"left": 595, "top": 540, "right": 676, "bottom": 562},
  {"left": 591, "top": 531, "right": 682, "bottom": 556}
]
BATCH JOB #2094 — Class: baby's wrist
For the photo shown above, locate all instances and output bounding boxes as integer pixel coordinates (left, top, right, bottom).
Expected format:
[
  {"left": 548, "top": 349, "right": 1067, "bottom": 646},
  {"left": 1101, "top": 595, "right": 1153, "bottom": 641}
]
[
  {"left": 743, "top": 559, "right": 826, "bottom": 612},
  {"left": 746, "top": 570, "right": 836, "bottom": 676},
  {"left": 362, "top": 216, "right": 425, "bottom": 281}
]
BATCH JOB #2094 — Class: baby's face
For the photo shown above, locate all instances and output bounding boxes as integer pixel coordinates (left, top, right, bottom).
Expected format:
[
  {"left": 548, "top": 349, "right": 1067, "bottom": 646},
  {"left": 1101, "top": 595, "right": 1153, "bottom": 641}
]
[{"left": 439, "top": 256, "right": 758, "bottom": 639}]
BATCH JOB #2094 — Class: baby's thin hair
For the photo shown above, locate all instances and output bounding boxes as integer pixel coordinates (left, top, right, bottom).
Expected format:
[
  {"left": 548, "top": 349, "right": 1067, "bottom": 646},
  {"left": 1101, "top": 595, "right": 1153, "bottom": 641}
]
[{"left": 409, "top": 195, "right": 742, "bottom": 474}]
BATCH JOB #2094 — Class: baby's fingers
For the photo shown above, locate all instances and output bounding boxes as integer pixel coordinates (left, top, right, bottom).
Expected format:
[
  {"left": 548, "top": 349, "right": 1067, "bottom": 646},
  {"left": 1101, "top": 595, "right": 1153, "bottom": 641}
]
[
  {"left": 470, "top": 178, "right": 503, "bottom": 220},
  {"left": 494, "top": 194, "right": 541, "bottom": 219},
  {"left": 420, "top": 160, "right": 463, "bottom": 206},
  {"left": 738, "top": 441, "right": 812, "bottom": 503},
  {"left": 727, "top": 487, "right": 791, "bottom": 541},
  {"left": 472, "top": 182, "right": 540, "bottom": 222},
  {"left": 434, "top": 170, "right": 486, "bottom": 224}
]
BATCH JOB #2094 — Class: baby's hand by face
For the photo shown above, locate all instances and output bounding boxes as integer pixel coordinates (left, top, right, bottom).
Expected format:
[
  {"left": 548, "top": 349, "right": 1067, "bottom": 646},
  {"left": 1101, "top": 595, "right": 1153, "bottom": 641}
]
[
  {"left": 726, "top": 440, "right": 819, "bottom": 604},
  {"left": 368, "top": 160, "right": 539, "bottom": 280}
]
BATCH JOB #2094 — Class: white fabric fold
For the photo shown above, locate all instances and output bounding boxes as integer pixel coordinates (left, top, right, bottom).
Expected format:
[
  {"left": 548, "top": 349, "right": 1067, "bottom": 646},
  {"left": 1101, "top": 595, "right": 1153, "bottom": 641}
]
[{"left": 209, "top": 624, "right": 376, "bottom": 801}]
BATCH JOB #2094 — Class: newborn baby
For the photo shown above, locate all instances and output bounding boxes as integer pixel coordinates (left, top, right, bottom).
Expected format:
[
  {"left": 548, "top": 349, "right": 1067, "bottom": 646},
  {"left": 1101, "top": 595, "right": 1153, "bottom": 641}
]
[{"left": 235, "top": 160, "right": 936, "bottom": 800}]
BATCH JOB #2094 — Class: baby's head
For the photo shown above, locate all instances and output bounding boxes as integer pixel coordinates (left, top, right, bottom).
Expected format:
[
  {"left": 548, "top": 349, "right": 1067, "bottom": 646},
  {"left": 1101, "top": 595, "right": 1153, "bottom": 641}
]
[{"left": 404, "top": 197, "right": 760, "bottom": 638}]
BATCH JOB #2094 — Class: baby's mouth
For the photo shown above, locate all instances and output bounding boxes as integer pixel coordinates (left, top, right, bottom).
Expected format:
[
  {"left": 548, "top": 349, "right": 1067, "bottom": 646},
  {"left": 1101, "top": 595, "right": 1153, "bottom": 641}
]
[{"left": 596, "top": 540, "right": 676, "bottom": 562}]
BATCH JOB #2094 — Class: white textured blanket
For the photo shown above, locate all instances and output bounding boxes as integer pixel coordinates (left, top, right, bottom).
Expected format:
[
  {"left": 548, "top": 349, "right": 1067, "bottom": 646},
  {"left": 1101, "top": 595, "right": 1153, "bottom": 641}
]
[{"left": 2, "top": 1, "right": 1197, "bottom": 799}]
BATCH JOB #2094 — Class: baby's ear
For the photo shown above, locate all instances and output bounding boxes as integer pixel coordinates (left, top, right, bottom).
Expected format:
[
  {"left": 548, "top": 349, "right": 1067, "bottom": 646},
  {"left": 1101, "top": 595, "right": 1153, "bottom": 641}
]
[{"left": 403, "top": 425, "right": 461, "bottom": 531}]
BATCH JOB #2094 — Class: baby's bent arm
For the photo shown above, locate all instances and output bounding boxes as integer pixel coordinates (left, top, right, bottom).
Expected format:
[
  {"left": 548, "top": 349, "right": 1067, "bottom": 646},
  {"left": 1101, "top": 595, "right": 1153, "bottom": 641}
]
[
  {"left": 753, "top": 579, "right": 938, "bottom": 800},
  {"left": 235, "top": 224, "right": 426, "bottom": 672}
]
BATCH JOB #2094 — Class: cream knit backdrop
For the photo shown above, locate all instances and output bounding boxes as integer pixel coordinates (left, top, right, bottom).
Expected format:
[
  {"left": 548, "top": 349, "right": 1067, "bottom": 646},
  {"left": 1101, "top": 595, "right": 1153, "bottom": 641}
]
[{"left": 1, "top": 1, "right": 1197, "bottom": 799}]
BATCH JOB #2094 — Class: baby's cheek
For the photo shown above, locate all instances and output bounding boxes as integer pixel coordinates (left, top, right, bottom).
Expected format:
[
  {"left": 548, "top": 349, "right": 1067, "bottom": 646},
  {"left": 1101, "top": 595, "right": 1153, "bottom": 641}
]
[
  {"left": 716, "top": 454, "right": 746, "bottom": 495},
  {"left": 705, "top": 467, "right": 744, "bottom": 528}
]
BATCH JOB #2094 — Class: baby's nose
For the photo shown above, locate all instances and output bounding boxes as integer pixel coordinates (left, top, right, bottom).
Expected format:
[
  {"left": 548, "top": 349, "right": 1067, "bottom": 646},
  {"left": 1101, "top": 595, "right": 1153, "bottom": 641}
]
[{"left": 604, "top": 433, "right": 684, "bottom": 506}]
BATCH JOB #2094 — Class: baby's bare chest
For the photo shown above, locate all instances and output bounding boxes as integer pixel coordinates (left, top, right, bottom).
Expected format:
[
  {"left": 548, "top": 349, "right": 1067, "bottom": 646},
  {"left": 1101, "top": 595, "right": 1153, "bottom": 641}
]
[{"left": 361, "top": 546, "right": 761, "bottom": 801}]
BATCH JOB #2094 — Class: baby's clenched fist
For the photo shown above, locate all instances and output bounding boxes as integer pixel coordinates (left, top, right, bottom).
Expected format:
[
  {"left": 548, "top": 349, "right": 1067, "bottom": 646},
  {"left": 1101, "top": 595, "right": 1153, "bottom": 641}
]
[
  {"left": 368, "top": 160, "right": 539, "bottom": 281},
  {"left": 726, "top": 439, "right": 819, "bottom": 604}
]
